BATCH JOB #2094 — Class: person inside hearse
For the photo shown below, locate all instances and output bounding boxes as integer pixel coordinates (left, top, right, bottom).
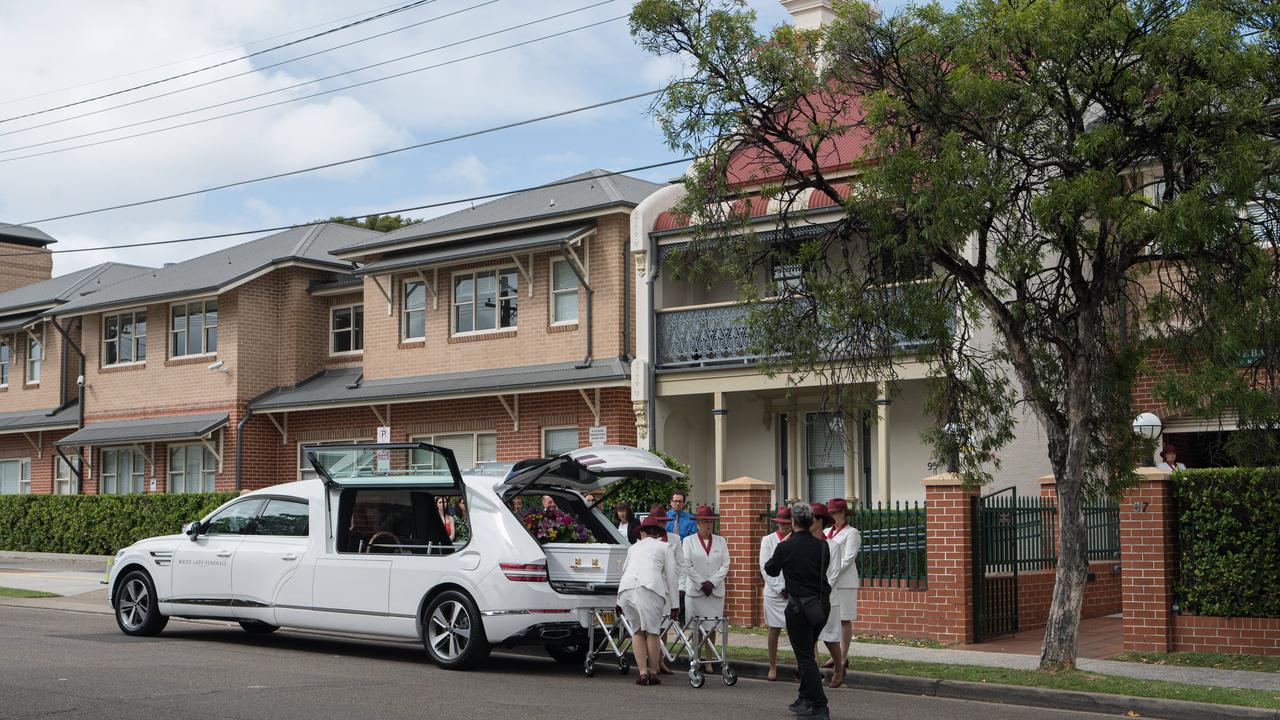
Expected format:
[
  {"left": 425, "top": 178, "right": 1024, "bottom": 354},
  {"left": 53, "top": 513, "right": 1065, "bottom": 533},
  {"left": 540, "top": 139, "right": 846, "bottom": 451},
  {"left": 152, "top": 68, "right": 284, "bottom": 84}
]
[
  {"left": 617, "top": 510, "right": 681, "bottom": 686},
  {"left": 542, "top": 494, "right": 558, "bottom": 511},
  {"left": 436, "top": 496, "right": 456, "bottom": 541}
]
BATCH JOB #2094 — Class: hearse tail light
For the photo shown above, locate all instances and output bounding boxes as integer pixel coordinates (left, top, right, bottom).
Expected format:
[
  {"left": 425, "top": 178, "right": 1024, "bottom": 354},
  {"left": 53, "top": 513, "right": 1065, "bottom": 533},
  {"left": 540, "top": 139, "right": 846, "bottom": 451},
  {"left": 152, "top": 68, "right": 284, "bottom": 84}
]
[{"left": 500, "top": 562, "right": 548, "bottom": 583}]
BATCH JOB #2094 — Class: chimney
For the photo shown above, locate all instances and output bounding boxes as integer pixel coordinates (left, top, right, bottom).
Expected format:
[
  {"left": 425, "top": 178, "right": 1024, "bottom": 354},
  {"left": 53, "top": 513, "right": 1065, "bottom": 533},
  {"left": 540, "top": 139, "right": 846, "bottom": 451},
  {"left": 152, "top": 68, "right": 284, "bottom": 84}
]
[{"left": 780, "top": 0, "right": 835, "bottom": 30}]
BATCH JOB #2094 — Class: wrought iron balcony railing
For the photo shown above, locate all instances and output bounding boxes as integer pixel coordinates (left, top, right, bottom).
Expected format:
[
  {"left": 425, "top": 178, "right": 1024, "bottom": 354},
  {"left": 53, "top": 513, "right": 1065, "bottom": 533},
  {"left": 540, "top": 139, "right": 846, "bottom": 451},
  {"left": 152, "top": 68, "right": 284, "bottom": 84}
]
[{"left": 656, "top": 303, "right": 759, "bottom": 368}]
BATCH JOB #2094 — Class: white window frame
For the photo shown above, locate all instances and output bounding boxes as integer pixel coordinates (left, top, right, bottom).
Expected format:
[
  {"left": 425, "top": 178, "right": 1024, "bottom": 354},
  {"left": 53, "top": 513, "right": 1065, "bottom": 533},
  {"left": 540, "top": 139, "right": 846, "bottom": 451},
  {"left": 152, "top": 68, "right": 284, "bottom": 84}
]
[
  {"left": 0, "top": 458, "right": 31, "bottom": 495},
  {"left": 101, "top": 308, "right": 147, "bottom": 367},
  {"left": 410, "top": 431, "right": 497, "bottom": 471},
  {"left": 100, "top": 447, "right": 146, "bottom": 495},
  {"left": 167, "top": 443, "right": 216, "bottom": 494},
  {"left": 0, "top": 337, "right": 9, "bottom": 387},
  {"left": 549, "top": 257, "right": 580, "bottom": 326},
  {"left": 541, "top": 426, "right": 579, "bottom": 458},
  {"left": 25, "top": 328, "right": 42, "bottom": 385},
  {"left": 297, "top": 438, "right": 371, "bottom": 481},
  {"left": 451, "top": 266, "right": 519, "bottom": 336},
  {"left": 169, "top": 298, "right": 218, "bottom": 358},
  {"left": 54, "top": 455, "right": 80, "bottom": 495},
  {"left": 329, "top": 303, "right": 364, "bottom": 355},
  {"left": 402, "top": 280, "right": 426, "bottom": 341}
]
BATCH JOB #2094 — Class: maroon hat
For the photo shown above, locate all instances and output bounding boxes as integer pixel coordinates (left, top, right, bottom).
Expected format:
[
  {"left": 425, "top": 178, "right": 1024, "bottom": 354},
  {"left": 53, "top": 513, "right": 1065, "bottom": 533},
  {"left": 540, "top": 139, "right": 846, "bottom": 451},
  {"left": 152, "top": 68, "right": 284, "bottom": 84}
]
[
  {"left": 640, "top": 514, "right": 668, "bottom": 530},
  {"left": 828, "top": 498, "right": 851, "bottom": 514},
  {"left": 693, "top": 505, "right": 718, "bottom": 521},
  {"left": 644, "top": 507, "right": 672, "bottom": 524},
  {"left": 810, "top": 502, "right": 831, "bottom": 520},
  {"left": 1160, "top": 443, "right": 1178, "bottom": 458},
  {"left": 770, "top": 506, "right": 792, "bottom": 523}
]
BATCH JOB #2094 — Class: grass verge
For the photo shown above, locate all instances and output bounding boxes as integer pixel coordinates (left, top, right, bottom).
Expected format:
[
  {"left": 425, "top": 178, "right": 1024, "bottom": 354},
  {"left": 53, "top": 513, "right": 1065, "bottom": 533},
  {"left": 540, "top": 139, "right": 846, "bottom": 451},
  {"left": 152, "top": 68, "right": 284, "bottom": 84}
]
[
  {"left": 0, "top": 587, "right": 61, "bottom": 599},
  {"left": 725, "top": 645, "right": 1280, "bottom": 710},
  {"left": 1112, "top": 651, "right": 1280, "bottom": 675},
  {"left": 729, "top": 626, "right": 948, "bottom": 648}
]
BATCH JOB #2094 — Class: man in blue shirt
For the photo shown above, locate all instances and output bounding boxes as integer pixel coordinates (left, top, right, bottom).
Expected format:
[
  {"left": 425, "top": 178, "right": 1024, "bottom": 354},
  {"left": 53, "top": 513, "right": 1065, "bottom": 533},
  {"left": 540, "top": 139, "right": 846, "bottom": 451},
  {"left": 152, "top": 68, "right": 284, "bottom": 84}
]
[{"left": 665, "top": 490, "right": 697, "bottom": 541}]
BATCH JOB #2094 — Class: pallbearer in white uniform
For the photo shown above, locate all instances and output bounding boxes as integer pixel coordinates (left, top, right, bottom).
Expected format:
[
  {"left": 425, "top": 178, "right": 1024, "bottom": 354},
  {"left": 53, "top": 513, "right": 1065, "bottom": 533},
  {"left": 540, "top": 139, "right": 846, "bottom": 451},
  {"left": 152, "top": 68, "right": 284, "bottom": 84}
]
[
  {"left": 617, "top": 511, "right": 681, "bottom": 687},
  {"left": 759, "top": 505, "right": 793, "bottom": 681},
  {"left": 682, "top": 505, "right": 730, "bottom": 672},
  {"left": 826, "top": 498, "right": 862, "bottom": 671},
  {"left": 810, "top": 502, "right": 846, "bottom": 689}
]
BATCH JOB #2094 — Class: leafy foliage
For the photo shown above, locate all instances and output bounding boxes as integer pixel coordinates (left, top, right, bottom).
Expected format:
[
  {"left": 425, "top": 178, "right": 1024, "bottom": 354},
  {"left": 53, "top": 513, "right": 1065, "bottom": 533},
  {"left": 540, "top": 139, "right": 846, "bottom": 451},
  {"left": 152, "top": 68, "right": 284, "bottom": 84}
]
[
  {"left": 1174, "top": 468, "right": 1280, "bottom": 618},
  {"left": 606, "top": 449, "right": 692, "bottom": 513},
  {"left": 322, "top": 214, "right": 423, "bottom": 232},
  {"left": 0, "top": 493, "right": 236, "bottom": 555}
]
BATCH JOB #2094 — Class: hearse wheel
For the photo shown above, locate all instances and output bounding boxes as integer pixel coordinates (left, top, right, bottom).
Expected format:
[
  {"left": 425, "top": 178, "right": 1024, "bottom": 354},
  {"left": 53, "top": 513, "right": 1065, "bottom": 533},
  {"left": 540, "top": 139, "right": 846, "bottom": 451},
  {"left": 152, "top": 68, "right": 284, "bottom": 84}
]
[
  {"left": 545, "top": 642, "right": 587, "bottom": 665},
  {"left": 238, "top": 620, "right": 279, "bottom": 634},
  {"left": 114, "top": 569, "right": 168, "bottom": 636},
  {"left": 423, "top": 590, "right": 490, "bottom": 670}
]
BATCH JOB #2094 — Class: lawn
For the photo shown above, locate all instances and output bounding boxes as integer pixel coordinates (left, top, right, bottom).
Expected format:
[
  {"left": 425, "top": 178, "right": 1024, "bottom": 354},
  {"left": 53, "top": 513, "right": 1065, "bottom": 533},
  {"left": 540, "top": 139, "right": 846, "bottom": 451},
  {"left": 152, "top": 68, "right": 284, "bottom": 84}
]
[
  {"left": 725, "top": 645, "right": 1280, "bottom": 710},
  {"left": 1112, "top": 651, "right": 1280, "bottom": 675},
  {"left": 0, "top": 587, "right": 61, "bottom": 599},
  {"left": 729, "top": 626, "right": 948, "bottom": 649}
]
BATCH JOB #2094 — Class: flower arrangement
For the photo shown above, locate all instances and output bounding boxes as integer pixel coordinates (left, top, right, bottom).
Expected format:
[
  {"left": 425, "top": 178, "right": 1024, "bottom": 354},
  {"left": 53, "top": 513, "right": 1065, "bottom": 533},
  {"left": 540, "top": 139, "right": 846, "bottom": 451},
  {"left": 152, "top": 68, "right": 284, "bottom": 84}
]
[{"left": 521, "top": 508, "right": 594, "bottom": 544}]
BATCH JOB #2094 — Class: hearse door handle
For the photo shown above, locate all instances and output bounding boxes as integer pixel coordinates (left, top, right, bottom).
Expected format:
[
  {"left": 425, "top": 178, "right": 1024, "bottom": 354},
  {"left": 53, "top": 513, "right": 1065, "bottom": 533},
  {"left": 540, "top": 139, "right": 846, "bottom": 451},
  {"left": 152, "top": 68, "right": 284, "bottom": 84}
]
[
  {"left": 216, "top": 550, "right": 233, "bottom": 558},
  {"left": 280, "top": 553, "right": 298, "bottom": 561}
]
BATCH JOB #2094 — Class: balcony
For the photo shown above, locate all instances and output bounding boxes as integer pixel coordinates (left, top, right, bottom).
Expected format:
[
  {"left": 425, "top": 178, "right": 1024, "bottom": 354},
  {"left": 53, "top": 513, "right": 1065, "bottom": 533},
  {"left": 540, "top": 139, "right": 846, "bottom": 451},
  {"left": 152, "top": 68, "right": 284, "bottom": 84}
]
[{"left": 656, "top": 302, "right": 759, "bottom": 369}]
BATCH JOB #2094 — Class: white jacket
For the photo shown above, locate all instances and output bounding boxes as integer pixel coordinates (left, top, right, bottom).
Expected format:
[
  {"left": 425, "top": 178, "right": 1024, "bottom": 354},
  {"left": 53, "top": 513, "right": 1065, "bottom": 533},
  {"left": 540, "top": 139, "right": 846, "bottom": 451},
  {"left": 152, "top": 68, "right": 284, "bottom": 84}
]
[
  {"left": 619, "top": 536, "right": 680, "bottom": 608},
  {"left": 759, "top": 531, "right": 787, "bottom": 597},
  {"left": 828, "top": 525, "right": 862, "bottom": 590},
  {"left": 824, "top": 533, "right": 843, "bottom": 602},
  {"left": 681, "top": 533, "right": 730, "bottom": 598}
]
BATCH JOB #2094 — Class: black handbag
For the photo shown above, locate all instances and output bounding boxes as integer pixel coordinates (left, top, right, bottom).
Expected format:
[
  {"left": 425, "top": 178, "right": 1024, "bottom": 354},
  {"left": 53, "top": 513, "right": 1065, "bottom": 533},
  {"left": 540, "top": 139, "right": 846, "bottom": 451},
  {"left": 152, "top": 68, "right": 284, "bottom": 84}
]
[{"left": 794, "top": 595, "right": 829, "bottom": 626}]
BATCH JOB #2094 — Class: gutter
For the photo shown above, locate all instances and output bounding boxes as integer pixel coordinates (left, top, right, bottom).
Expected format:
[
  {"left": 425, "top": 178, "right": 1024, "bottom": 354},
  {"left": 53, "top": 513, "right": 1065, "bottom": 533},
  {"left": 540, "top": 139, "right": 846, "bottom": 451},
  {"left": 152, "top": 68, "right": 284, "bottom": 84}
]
[{"left": 562, "top": 241, "right": 594, "bottom": 369}]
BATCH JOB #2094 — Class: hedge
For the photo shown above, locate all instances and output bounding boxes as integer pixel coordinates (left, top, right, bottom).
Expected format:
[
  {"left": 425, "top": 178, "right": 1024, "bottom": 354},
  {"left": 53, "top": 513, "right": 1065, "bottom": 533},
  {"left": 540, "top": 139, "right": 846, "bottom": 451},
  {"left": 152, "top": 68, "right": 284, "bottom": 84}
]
[
  {"left": 606, "top": 450, "right": 692, "bottom": 516},
  {"left": 0, "top": 493, "right": 237, "bottom": 556},
  {"left": 1173, "top": 468, "right": 1280, "bottom": 618}
]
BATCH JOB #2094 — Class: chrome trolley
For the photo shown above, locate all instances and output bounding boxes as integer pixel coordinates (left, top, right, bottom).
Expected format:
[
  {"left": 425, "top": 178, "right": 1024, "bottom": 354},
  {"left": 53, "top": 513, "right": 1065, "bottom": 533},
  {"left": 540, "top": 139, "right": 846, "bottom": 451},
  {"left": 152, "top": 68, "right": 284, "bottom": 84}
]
[
  {"left": 582, "top": 607, "right": 737, "bottom": 688},
  {"left": 674, "top": 614, "right": 737, "bottom": 688}
]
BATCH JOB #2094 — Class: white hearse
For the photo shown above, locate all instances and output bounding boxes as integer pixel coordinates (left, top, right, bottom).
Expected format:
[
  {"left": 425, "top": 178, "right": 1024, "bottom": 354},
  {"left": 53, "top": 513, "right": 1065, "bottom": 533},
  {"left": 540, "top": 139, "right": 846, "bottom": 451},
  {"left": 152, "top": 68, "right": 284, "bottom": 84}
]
[{"left": 107, "top": 443, "right": 680, "bottom": 670}]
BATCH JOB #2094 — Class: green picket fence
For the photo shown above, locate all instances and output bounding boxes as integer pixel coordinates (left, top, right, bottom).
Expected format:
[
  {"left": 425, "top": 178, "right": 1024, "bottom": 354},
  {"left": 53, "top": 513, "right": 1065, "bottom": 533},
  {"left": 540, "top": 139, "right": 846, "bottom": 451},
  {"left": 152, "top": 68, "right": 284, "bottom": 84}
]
[
  {"left": 977, "top": 491, "right": 1120, "bottom": 573},
  {"left": 850, "top": 501, "right": 927, "bottom": 587}
]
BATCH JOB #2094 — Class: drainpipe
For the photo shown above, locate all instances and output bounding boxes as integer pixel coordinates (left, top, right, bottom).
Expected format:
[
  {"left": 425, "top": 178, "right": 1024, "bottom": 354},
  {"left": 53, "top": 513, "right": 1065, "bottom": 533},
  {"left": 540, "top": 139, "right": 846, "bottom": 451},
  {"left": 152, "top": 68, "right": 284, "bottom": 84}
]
[
  {"left": 49, "top": 316, "right": 86, "bottom": 485},
  {"left": 235, "top": 407, "right": 254, "bottom": 493},
  {"left": 563, "top": 241, "right": 594, "bottom": 369}
]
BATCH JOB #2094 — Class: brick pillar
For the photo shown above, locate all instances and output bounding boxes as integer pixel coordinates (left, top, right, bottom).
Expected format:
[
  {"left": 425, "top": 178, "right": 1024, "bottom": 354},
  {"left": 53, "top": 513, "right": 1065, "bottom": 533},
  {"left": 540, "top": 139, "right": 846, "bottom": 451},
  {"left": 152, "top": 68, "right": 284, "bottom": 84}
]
[
  {"left": 1120, "top": 467, "right": 1176, "bottom": 653},
  {"left": 717, "top": 476, "right": 774, "bottom": 626},
  {"left": 922, "top": 473, "right": 979, "bottom": 644}
]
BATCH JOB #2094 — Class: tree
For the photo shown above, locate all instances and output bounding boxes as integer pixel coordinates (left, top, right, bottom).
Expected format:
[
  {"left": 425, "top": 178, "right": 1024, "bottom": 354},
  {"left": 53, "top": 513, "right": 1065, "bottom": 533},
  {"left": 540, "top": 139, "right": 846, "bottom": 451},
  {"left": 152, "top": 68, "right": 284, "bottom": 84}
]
[
  {"left": 322, "top": 214, "right": 423, "bottom": 233},
  {"left": 631, "top": 0, "right": 1279, "bottom": 669}
]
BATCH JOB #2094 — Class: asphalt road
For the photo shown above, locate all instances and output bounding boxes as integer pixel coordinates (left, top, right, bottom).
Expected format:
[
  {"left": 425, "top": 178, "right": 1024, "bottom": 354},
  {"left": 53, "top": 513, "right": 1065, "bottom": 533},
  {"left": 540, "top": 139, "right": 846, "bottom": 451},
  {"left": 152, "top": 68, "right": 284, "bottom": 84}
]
[{"left": 0, "top": 604, "right": 1141, "bottom": 720}]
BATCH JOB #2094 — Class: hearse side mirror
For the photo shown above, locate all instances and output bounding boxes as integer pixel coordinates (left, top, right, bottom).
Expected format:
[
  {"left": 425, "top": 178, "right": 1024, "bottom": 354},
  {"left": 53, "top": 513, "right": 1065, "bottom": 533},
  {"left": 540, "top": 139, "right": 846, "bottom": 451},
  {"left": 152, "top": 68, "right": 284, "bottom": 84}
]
[{"left": 183, "top": 521, "right": 202, "bottom": 540}]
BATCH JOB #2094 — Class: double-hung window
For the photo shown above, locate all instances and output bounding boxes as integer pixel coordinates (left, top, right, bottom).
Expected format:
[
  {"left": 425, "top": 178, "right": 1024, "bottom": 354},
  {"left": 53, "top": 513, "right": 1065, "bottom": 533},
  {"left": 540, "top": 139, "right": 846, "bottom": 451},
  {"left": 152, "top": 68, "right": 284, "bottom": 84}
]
[
  {"left": 542, "top": 427, "right": 579, "bottom": 457},
  {"left": 26, "top": 334, "right": 41, "bottom": 384},
  {"left": 54, "top": 456, "right": 80, "bottom": 495},
  {"left": 0, "top": 459, "right": 30, "bottom": 495},
  {"left": 550, "top": 259, "right": 579, "bottom": 324},
  {"left": 101, "top": 448, "right": 145, "bottom": 494},
  {"left": 402, "top": 281, "right": 426, "bottom": 340},
  {"left": 103, "top": 310, "right": 147, "bottom": 365},
  {"left": 453, "top": 268, "right": 517, "bottom": 334},
  {"left": 0, "top": 339, "right": 8, "bottom": 386},
  {"left": 168, "top": 444, "right": 216, "bottom": 493},
  {"left": 170, "top": 299, "right": 217, "bottom": 357},
  {"left": 331, "top": 304, "right": 364, "bottom": 354}
]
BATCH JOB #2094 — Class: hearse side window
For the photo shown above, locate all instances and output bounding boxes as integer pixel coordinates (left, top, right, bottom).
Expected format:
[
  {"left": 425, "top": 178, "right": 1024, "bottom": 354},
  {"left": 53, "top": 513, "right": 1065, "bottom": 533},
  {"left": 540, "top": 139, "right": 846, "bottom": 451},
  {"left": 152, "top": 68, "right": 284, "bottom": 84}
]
[
  {"left": 204, "top": 499, "right": 264, "bottom": 535},
  {"left": 256, "top": 498, "right": 309, "bottom": 537},
  {"left": 336, "top": 488, "right": 468, "bottom": 555}
]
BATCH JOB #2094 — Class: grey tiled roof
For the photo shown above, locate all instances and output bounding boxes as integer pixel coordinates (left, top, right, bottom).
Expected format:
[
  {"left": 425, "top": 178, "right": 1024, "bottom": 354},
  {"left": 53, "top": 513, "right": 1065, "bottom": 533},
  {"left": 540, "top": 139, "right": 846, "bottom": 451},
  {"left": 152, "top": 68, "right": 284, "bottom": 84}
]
[
  {"left": 355, "top": 223, "right": 594, "bottom": 276},
  {"left": 335, "top": 170, "right": 662, "bottom": 255},
  {"left": 55, "top": 411, "right": 229, "bottom": 447},
  {"left": 53, "top": 223, "right": 381, "bottom": 316},
  {"left": 0, "top": 262, "right": 151, "bottom": 316},
  {"left": 0, "top": 402, "right": 79, "bottom": 435},
  {"left": 250, "top": 359, "right": 629, "bottom": 412},
  {"left": 0, "top": 222, "right": 55, "bottom": 246}
]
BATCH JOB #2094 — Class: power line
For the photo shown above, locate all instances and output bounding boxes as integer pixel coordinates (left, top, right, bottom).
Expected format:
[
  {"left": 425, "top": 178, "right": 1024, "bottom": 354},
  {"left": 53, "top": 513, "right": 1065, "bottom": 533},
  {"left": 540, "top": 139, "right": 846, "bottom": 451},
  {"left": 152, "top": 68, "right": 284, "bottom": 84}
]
[
  {"left": 0, "top": 0, "right": 506, "bottom": 139},
  {"left": 0, "top": 0, "right": 438, "bottom": 125},
  {"left": 0, "top": 89, "right": 662, "bottom": 229},
  {"left": 0, "top": 159, "right": 692, "bottom": 257},
  {"left": 0, "top": 0, "right": 417, "bottom": 107},
  {"left": 0, "top": 3, "right": 622, "bottom": 160}
]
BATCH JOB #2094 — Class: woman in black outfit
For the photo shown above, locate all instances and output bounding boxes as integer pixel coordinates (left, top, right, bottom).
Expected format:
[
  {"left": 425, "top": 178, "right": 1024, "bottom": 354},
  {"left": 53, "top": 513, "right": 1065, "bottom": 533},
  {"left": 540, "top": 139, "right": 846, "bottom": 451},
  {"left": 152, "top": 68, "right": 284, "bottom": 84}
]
[{"left": 613, "top": 500, "right": 641, "bottom": 544}]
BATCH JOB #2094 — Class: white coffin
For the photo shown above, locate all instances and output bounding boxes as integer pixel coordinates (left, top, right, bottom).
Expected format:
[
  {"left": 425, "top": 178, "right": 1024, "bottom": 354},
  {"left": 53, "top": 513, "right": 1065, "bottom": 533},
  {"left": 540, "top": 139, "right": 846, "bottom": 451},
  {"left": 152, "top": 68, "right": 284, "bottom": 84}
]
[{"left": 543, "top": 543, "right": 628, "bottom": 589}]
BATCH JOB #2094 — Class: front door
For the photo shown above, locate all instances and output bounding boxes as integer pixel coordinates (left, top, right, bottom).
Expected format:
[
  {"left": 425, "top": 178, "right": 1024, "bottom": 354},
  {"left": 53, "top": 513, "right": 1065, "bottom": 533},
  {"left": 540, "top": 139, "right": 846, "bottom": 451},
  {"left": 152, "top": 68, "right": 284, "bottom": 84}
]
[
  {"left": 169, "top": 498, "right": 263, "bottom": 616},
  {"left": 232, "top": 497, "right": 311, "bottom": 624}
]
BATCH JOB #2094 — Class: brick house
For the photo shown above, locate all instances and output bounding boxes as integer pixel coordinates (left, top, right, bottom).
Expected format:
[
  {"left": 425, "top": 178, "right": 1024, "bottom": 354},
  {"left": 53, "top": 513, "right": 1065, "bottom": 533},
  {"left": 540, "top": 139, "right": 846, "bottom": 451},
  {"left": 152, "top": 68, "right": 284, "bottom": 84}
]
[{"left": 243, "top": 169, "right": 661, "bottom": 486}]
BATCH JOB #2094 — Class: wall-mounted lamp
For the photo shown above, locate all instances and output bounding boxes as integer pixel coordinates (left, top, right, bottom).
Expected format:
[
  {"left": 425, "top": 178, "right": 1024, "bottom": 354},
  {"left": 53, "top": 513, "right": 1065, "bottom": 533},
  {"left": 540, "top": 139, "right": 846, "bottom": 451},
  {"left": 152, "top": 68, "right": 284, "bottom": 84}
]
[{"left": 1131, "top": 412, "right": 1162, "bottom": 467}]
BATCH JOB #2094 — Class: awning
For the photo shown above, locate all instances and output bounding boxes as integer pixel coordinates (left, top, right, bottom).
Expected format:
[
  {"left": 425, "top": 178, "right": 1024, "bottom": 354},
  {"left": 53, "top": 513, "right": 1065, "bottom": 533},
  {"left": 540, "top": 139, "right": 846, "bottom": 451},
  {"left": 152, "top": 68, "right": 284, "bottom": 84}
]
[
  {"left": 0, "top": 403, "right": 79, "bottom": 435},
  {"left": 55, "top": 412, "right": 228, "bottom": 447},
  {"left": 0, "top": 313, "right": 41, "bottom": 333},
  {"left": 354, "top": 223, "right": 594, "bottom": 276},
  {"left": 250, "top": 359, "right": 628, "bottom": 413}
]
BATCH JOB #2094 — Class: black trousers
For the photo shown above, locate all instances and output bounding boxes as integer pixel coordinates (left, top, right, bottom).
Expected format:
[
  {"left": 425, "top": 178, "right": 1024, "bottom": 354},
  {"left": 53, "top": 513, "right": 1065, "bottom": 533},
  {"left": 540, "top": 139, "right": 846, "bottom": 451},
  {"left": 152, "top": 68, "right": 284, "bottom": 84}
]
[{"left": 785, "top": 598, "right": 829, "bottom": 711}]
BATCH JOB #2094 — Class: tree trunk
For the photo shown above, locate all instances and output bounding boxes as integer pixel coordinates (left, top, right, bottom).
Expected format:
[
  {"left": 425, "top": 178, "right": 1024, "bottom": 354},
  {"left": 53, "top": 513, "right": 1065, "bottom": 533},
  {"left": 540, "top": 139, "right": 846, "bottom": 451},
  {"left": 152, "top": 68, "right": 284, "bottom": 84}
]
[{"left": 1039, "top": 473, "right": 1090, "bottom": 670}]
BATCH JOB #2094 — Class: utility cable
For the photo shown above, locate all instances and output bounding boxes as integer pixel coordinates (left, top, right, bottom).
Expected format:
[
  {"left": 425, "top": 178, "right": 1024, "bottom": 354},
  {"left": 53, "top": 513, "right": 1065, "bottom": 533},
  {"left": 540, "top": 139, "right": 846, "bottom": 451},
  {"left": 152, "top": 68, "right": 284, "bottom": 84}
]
[
  {"left": 0, "top": 0, "right": 437, "bottom": 125},
  {"left": 0, "top": 158, "right": 692, "bottom": 257},
  {"left": 0, "top": 3, "right": 621, "bottom": 159},
  {"left": 0, "top": 0, "right": 417, "bottom": 107},
  {"left": 0, "top": 89, "right": 661, "bottom": 230},
  {"left": 0, "top": 0, "right": 506, "bottom": 139}
]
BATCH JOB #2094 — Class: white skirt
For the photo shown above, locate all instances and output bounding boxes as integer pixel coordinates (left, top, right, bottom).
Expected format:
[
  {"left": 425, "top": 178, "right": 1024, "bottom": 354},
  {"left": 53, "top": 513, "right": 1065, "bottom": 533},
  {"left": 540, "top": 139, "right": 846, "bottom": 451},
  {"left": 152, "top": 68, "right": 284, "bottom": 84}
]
[
  {"left": 685, "top": 590, "right": 725, "bottom": 633},
  {"left": 835, "top": 587, "right": 858, "bottom": 621},
  {"left": 618, "top": 587, "right": 667, "bottom": 634},
  {"left": 819, "top": 601, "right": 841, "bottom": 643},
  {"left": 763, "top": 592, "right": 788, "bottom": 629}
]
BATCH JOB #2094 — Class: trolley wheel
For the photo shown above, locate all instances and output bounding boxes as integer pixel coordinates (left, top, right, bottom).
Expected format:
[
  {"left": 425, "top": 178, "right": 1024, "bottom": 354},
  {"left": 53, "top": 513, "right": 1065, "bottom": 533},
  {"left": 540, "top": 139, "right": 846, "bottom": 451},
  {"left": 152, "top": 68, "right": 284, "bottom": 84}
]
[
  {"left": 723, "top": 665, "right": 738, "bottom": 686},
  {"left": 618, "top": 657, "right": 630, "bottom": 675},
  {"left": 584, "top": 657, "right": 596, "bottom": 677},
  {"left": 689, "top": 667, "right": 705, "bottom": 688}
]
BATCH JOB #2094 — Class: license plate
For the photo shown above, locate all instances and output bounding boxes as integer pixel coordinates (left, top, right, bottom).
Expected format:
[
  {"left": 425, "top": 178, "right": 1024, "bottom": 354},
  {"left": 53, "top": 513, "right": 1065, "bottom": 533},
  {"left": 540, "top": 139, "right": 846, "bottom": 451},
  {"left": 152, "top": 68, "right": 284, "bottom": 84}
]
[{"left": 599, "top": 611, "right": 616, "bottom": 625}]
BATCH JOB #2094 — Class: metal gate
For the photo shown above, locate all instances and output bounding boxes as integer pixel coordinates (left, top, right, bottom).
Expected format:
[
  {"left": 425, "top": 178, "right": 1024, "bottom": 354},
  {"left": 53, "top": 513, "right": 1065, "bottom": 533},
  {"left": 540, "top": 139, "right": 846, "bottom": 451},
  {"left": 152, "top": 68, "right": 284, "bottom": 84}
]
[{"left": 972, "top": 487, "right": 1020, "bottom": 641}]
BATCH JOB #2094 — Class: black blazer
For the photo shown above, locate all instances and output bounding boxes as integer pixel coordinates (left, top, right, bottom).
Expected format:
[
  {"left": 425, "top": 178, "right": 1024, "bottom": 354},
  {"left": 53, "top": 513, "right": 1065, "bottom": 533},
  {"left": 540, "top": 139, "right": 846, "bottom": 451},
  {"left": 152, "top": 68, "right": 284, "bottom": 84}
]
[{"left": 618, "top": 517, "right": 641, "bottom": 544}]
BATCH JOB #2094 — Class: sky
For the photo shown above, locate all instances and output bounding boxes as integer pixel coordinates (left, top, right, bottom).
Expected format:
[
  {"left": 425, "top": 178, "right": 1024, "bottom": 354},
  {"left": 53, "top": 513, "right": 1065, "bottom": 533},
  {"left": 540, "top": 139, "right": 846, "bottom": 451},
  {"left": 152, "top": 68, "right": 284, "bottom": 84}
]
[{"left": 0, "top": 1, "right": 908, "bottom": 276}]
